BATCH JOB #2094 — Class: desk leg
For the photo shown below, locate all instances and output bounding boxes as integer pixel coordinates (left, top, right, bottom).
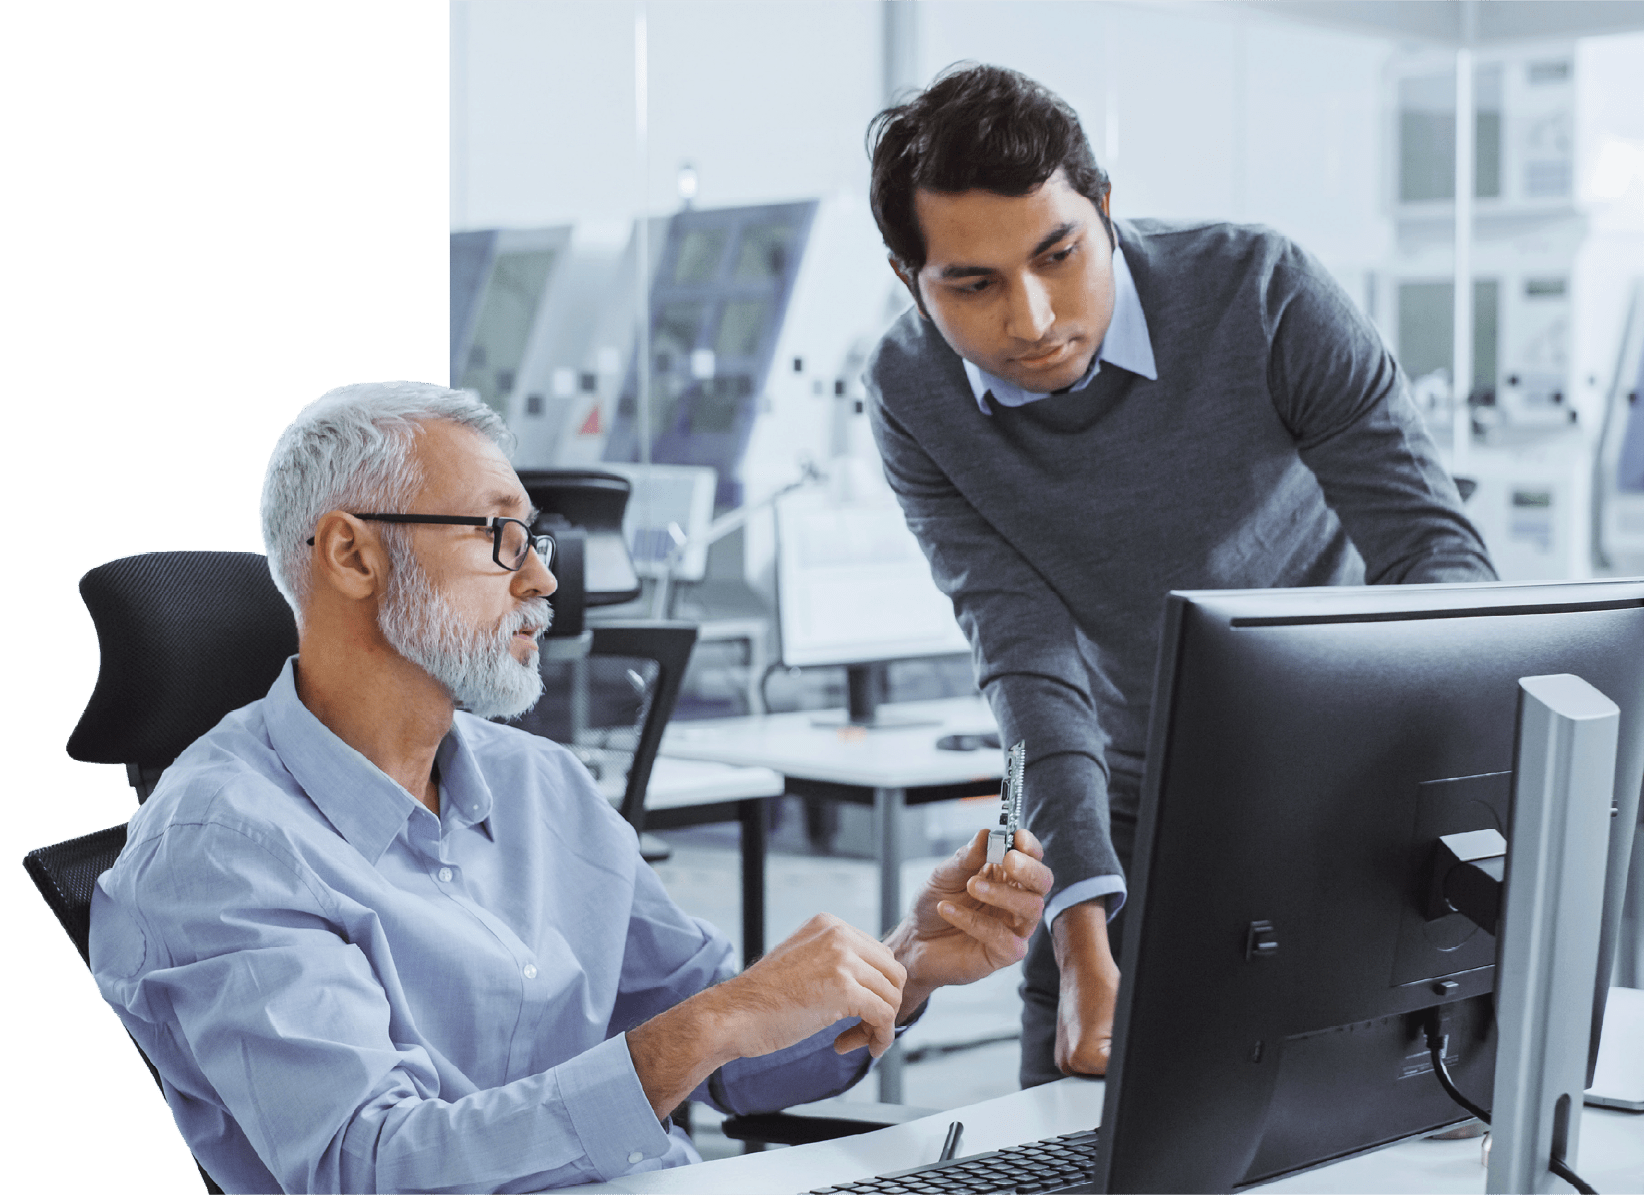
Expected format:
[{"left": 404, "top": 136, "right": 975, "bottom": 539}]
[
  {"left": 875, "top": 785, "right": 906, "bottom": 1103},
  {"left": 738, "top": 798, "right": 767, "bottom": 969}
]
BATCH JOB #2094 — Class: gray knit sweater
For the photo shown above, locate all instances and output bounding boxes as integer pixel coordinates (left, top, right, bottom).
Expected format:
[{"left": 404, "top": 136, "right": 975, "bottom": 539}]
[{"left": 865, "top": 218, "right": 1496, "bottom": 902}]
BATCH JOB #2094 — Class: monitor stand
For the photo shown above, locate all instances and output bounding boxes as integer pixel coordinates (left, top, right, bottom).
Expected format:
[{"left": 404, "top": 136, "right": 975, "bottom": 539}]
[
  {"left": 810, "top": 662, "right": 941, "bottom": 730},
  {"left": 1488, "top": 674, "right": 1619, "bottom": 1194}
]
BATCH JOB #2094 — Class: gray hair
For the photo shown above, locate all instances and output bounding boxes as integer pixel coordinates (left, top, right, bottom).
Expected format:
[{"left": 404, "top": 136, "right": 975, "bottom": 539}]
[{"left": 261, "top": 381, "right": 512, "bottom": 620}]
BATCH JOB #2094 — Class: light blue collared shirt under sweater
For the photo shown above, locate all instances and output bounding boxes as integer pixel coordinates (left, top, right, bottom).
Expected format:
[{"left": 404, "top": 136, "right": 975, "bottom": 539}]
[{"left": 961, "top": 242, "right": 1158, "bottom": 418}]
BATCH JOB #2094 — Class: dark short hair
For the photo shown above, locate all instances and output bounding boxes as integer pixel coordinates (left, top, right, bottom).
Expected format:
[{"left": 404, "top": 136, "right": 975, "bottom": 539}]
[{"left": 867, "top": 63, "right": 1114, "bottom": 277}]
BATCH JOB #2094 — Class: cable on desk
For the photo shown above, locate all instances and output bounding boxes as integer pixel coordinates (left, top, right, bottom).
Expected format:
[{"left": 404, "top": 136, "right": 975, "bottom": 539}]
[{"left": 1422, "top": 1007, "right": 1598, "bottom": 1195}]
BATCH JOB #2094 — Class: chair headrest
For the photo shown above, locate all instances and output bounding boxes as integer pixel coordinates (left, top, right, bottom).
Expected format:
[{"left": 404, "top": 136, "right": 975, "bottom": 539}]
[
  {"left": 516, "top": 469, "right": 631, "bottom": 532},
  {"left": 67, "top": 552, "right": 298, "bottom": 769}
]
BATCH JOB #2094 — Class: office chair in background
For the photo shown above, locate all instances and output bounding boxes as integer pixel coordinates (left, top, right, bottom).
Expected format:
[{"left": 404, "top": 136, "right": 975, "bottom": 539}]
[
  {"left": 516, "top": 620, "right": 699, "bottom": 863},
  {"left": 519, "top": 467, "right": 644, "bottom": 608}
]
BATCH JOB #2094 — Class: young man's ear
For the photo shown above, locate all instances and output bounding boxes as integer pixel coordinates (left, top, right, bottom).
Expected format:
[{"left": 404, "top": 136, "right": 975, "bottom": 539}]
[{"left": 890, "top": 255, "right": 931, "bottom": 321}]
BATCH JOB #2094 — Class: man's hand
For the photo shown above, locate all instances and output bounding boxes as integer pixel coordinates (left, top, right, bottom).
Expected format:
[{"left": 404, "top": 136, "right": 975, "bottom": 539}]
[
  {"left": 720, "top": 913, "right": 909, "bottom": 1058},
  {"left": 627, "top": 913, "right": 906, "bottom": 1117},
  {"left": 834, "top": 829, "right": 1052, "bottom": 1053},
  {"left": 1052, "top": 900, "right": 1121, "bottom": 1076}
]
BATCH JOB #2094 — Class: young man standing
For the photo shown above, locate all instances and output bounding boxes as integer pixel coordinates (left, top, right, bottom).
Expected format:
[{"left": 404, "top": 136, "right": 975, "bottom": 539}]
[{"left": 862, "top": 65, "right": 1496, "bottom": 1088}]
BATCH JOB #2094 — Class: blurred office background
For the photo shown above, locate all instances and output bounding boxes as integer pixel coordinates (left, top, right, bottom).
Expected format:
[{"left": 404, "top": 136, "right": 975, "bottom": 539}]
[
  {"left": 449, "top": 0, "right": 1644, "bottom": 1161},
  {"left": 452, "top": 1, "right": 1644, "bottom": 606}
]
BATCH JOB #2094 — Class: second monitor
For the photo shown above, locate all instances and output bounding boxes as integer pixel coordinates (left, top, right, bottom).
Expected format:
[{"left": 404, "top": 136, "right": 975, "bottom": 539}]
[{"left": 774, "top": 488, "right": 969, "bottom": 726}]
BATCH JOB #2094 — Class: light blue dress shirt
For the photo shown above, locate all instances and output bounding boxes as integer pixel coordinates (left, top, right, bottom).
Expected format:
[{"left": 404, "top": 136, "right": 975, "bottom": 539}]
[
  {"left": 90, "top": 658, "right": 873, "bottom": 1193},
  {"left": 959, "top": 242, "right": 1157, "bottom": 926}
]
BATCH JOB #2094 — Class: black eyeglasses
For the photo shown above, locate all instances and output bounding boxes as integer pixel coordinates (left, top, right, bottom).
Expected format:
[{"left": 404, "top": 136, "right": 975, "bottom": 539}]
[{"left": 306, "top": 514, "right": 554, "bottom": 572}]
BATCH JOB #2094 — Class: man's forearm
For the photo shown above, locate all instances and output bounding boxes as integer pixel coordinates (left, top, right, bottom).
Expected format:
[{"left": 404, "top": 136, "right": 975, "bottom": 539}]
[
  {"left": 1019, "top": 749, "right": 1124, "bottom": 908},
  {"left": 1052, "top": 899, "right": 1123, "bottom": 1076},
  {"left": 1052, "top": 899, "right": 1117, "bottom": 973},
  {"left": 626, "top": 987, "right": 740, "bottom": 1119}
]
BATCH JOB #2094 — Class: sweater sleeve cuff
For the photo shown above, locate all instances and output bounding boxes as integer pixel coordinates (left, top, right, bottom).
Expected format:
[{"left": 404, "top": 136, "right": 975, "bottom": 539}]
[
  {"left": 1046, "top": 875, "right": 1127, "bottom": 924},
  {"left": 559, "top": 1033, "right": 674, "bottom": 1179}
]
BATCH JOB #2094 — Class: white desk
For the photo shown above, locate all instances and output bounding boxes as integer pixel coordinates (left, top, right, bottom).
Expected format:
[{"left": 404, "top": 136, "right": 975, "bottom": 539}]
[
  {"left": 662, "top": 696, "right": 1003, "bottom": 930},
  {"left": 578, "top": 1077, "right": 1644, "bottom": 1194},
  {"left": 599, "top": 755, "right": 785, "bottom": 812},
  {"left": 664, "top": 696, "right": 1000, "bottom": 792},
  {"left": 663, "top": 697, "right": 1005, "bottom": 1099}
]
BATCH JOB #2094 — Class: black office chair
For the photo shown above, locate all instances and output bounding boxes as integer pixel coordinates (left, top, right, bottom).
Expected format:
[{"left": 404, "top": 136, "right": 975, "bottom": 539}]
[
  {"left": 519, "top": 469, "right": 644, "bottom": 608},
  {"left": 64, "top": 550, "right": 301, "bottom": 797},
  {"left": 515, "top": 620, "right": 699, "bottom": 862},
  {"left": 26, "top": 550, "right": 297, "bottom": 1193}
]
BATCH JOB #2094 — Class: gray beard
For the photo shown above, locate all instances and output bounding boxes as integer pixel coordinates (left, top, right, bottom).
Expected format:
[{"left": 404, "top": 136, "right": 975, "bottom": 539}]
[{"left": 377, "top": 550, "right": 551, "bottom": 720}]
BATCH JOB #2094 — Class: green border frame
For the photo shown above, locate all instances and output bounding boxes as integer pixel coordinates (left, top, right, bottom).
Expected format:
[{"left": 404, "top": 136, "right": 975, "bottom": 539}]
[{"left": 3, "top": 6, "right": 447, "bottom": 1190}]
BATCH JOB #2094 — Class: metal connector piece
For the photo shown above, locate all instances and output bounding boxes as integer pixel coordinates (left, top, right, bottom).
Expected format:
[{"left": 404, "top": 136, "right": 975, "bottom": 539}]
[{"left": 987, "top": 740, "right": 1026, "bottom": 866}]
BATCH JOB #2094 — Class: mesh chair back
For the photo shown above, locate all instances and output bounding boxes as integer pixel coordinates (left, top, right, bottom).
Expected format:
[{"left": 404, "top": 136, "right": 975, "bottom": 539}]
[
  {"left": 23, "top": 825, "right": 129, "bottom": 965},
  {"left": 514, "top": 621, "right": 697, "bottom": 832},
  {"left": 67, "top": 552, "right": 298, "bottom": 798},
  {"left": 23, "top": 826, "right": 226, "bottom": 1193}
]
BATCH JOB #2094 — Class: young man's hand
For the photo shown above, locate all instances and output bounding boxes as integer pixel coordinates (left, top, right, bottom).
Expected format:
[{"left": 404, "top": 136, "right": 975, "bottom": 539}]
[{"left": 1052, "top": 901, "right": 1121, "bottom": 1075}]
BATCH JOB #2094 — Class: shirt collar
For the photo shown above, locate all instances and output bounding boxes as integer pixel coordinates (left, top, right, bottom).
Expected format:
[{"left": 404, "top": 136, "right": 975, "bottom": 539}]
[
  {"left": 262, "top": 656, "right": 496, "bottom": 863},
  {"left": 962, "top": 241, "right": 1158, "bottom": 415}
]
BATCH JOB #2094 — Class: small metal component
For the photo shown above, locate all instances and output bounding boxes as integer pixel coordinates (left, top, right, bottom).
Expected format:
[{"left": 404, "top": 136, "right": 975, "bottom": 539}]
[{"left": 986, "top": 741, "right": 1026, "bottom": 866}]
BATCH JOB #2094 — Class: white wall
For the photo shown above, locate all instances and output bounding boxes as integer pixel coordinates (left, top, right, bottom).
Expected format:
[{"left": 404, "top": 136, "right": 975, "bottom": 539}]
[
  {"left": 919, "top": 2, "right": 1395, "bottom": 289},
  {"left": 454, "top": 0, "right": 1396, "bottom": 288},
  {"left": 454, "top": 0, "right": 884, "bottom": 229}
]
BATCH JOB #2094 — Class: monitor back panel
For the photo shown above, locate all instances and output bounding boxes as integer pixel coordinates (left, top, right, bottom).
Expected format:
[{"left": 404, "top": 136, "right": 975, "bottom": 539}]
[{"left": 1096, "top": 580, "right": 1644, "bottom": 1193}]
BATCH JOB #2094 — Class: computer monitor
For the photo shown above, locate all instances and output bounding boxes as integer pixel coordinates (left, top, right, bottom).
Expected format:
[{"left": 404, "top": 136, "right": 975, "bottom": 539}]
[
  {"left": 600, "top": 462, "right": 718, "bottom": 582},
  {"left": 774, "top": 488, "right": 970, "bottom": 726},
  {"left": 1094, "top": 579, "right": 1644, "bottom": 1192}
]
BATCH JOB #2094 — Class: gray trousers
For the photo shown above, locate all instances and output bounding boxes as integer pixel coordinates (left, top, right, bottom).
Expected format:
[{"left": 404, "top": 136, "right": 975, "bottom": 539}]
[{"left": 1020, "top": 809, "right": 1137, "bottom": 1088}]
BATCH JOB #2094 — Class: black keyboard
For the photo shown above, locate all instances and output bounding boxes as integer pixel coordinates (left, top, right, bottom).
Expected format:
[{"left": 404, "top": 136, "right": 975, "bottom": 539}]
[{"left": 804, "top": 1128, "right": 1099, "bottom": 1194}]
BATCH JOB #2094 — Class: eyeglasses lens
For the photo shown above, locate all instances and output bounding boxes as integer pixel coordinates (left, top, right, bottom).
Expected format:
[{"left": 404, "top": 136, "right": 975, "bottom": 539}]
[
  {"left": 496, "top": 520, "right": 553, "bottom": 571},
  {"left": 500, "top": 520, "right": 527, "bottom": 570}
]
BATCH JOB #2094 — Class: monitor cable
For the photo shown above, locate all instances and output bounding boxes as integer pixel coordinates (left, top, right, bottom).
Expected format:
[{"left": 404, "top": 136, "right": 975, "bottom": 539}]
[{"left": 1423, "top": 1008, "right": 1598, "bottom": 1195}]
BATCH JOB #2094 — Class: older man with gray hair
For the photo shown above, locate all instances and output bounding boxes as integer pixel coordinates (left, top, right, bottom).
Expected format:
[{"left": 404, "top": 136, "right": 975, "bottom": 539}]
[{"left": 90, "top": 381, "right": 1051, "bottom": 1193}]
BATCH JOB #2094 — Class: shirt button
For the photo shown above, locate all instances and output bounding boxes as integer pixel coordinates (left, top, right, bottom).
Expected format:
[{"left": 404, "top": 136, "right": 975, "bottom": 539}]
[
  {"left": 627, "top": 1151, "right": 644, "bottom": 1164},
  {"left": 437, "top": 867, "right": 453, "bottom": 882},
  {"left": 523, "top": 964, "right": 538, "bottom": 979}
]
